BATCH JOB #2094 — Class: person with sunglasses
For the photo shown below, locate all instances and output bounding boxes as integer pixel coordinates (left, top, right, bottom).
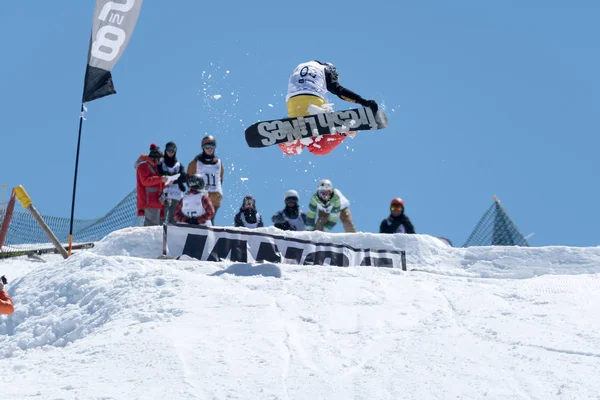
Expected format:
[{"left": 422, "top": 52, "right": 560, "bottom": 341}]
[
  {"left": 272, "top": 190, "right": 307, "bottom": 231},
  {"left": 234, "top": 195, "right": 264, "bottom": 229},
  {"left": 159, "top": 141, "right": 188, "bottom": 224},
  {"left": 306, "top": 179, "right": 356, "bottom": 232},
  {"left": 379, "top": 198, "right": 415, "bottom": 234},
  {"left": 187, "top": 135, "right": 224, "bottom": 224},
  {"left": 279, "top": 60, "right": 379, "bottom": 156}
]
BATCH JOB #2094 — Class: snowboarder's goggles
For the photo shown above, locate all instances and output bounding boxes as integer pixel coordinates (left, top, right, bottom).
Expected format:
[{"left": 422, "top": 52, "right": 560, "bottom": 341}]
[
  {"left": 202, "top": 143, "right": 216, "bottom": 149},
  {"left": 390, "top": 205, "right": 403, "bottom": 211},
  {"left": 285, "top": 197, "right": 298, "bottom": 206},
  {"left": 166, "top": 146, "right": 176, "bottom": 152},
  {"left": 243, "top": 198, "right": 256, "bottom": 207}
]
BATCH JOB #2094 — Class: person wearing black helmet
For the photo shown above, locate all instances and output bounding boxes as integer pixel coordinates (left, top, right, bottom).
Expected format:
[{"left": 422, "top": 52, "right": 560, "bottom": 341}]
[
  {"left": 187, "top": 135, "right": 224, "bottom": 224},
  {"left": 174, "top": 174, "right": 215, "bottom": 226},
  {"left": 279, "top": 60, "right": 378, "bottom": 156},
  {"left": 234, "top": 195, "right": 264, "bottom": 229},
  {"left": 379, "top": 198, "right": 415, "bottom": 234},
  {"left": 159, "top": 141, "right": 188, "bottom": 224}
]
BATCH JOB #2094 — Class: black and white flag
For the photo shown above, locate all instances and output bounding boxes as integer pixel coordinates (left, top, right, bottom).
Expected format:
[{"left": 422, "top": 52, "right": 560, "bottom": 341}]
[{"left": 82, "top": 0, "right": 144, "bottom": 103}]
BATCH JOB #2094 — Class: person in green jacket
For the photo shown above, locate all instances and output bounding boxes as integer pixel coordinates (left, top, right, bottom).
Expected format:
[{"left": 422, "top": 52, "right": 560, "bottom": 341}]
[{"left": 306, "top": 179, "right": 356, "bottom": 232}]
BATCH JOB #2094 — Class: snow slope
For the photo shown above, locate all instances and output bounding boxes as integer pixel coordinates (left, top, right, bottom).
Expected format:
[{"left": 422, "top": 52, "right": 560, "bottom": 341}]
[{"left": 1, "top": 227, "right": 599, "bottom": 399}]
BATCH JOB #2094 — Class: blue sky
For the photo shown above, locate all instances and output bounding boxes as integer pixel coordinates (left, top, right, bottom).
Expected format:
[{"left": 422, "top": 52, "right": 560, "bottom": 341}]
[{"left": 1, "top": 1, "right": 598, "bottom": 246}]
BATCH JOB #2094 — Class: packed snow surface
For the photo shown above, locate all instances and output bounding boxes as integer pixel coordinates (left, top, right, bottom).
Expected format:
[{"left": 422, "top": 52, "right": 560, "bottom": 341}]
[{"left": 1, "top": 227, "right": 599, "bottom": 399}]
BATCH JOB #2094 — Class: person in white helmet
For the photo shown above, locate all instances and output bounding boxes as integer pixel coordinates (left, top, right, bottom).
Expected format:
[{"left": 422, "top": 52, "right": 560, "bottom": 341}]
[
  {"left": 279, "top": 60, "right": 378, "bottom": 156},
  {"left": 306, "top": 179, "right": 356, "bottom": 232},
  {"left": 272, "top": 190, "right": 307, "bottom": 231}
]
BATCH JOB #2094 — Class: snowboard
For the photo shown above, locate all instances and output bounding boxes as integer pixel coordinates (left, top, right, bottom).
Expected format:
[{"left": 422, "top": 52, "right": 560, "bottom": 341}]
[{"left": 245, "top": 106, "right": 388, "bottom": 148}]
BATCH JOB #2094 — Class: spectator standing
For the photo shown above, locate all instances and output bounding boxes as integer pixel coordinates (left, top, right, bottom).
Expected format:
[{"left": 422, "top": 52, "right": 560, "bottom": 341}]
[
  {"left": 159, "top": 141, "right": 187, "bottom": 224},
  {"left": 187, "top": 135, "right": 224, "bottom": 224},
  {"left": 136, "top": 143, "right": 167, "bottom": 226}
]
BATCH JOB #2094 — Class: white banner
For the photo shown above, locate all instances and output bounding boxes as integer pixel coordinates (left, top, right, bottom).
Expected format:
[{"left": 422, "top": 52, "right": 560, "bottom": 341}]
[{"left": 164, "top": 224, "right": 406, "bottom": 270}]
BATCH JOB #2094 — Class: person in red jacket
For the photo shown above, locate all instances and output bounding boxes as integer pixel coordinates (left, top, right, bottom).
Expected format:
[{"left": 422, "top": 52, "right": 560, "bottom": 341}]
[
  {"left": 174, "top": 174, "right": 215, "bottom": 226},
  {"left": 0, "top": 276, "right": 14, "bottom": 315},
  {"left": 136, "top": 143, "right": 168, "bottom": 226}
]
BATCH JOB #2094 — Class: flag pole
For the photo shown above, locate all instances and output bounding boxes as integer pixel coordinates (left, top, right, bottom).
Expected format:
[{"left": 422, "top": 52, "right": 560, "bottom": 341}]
[
  {"left": 68, "top": 103, "right": 85, "bottom": 256},
  {"left": 68, "top": 1, "right": 143, "bottom": 256}
]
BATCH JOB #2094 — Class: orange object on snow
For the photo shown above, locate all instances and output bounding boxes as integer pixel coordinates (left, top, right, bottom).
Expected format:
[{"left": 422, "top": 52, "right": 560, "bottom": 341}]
[{"left": 0, "top": 290, "right": 14, "bottom": 315}]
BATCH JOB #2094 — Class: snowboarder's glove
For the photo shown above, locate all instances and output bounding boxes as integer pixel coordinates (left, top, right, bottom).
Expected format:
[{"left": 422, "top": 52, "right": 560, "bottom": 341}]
[
  {"left": 158, "top": 192, "right": 167, "bottom": 203},
  {"left": 364, "top": 100, "right": 378, "bottom": 114},
  {"left": 186, "top": 217, "right": 199, "bottom": 225},
  {"left": 0, "top": 275, "right": 6, "bottom": 291},
  {"left": 277, "top": 221, "right": 292, "bottom": 231}
]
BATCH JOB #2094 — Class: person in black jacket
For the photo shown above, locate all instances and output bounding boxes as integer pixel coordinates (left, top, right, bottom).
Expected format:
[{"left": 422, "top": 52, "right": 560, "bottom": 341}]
[
  {"left": 380, "top": 198, "right": 416, "bottom": 234},
  {"left": 158, "top": 141, "right": 188, "bottom": 224},
  {"left": 234, "top": 195, "right": 264, "bottom": 229}
]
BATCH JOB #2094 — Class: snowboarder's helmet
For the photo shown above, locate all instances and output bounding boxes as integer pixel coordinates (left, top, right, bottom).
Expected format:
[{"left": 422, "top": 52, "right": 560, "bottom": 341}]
[
  {"left": 317, "top": 179, "right": 333, "bottom": 201},
  {"left": 242, "top": 195, "right": 256, "bottom": 209},
  {"left": 284, "top": 190, "right": 299, "bottom": 203},
  {"left": 165, "top": 141, "right": 177, "bottom": 153},
  {"left": 188, "top": 174, "right": 205, "bottom": 190},
  {"left": 390, "top": 198, "right": 404, "bottom": 212},
  {"left": 317, "top": 179, "right": 332, "bottom": 192},
  {"left": 202, "top": 135, "right": 216, "bottom": 149},
  {"left": 391, "top": 198, "right": 404, "bottom": 207},
  {"left": 324, "top": 62, "right": 338, "bottom": 80}
]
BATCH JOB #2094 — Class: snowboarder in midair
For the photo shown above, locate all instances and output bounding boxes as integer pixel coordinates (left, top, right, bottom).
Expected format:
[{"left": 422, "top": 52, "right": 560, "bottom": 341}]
[{"left": 280, "top": 61, "right": 378, "bottom": 156}]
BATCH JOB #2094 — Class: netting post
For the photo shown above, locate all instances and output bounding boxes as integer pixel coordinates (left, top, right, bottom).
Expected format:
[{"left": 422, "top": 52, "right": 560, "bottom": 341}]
[
  {"left": 162, "top": 223, "right": 168, "bottom": 257},
  {"left": 14, "top": 186, "right": 68, "bottom": 259},
  {"left": 0, "top": 189, "right": 16, "bottom": 250}
]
